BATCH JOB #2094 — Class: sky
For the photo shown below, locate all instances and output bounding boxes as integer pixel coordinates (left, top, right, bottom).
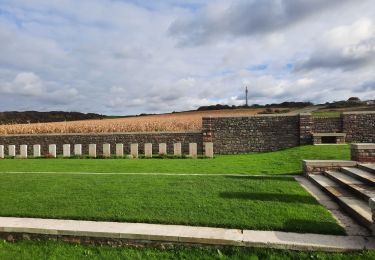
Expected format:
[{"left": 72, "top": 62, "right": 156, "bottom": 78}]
[{"left": 0, "top": 0, "right": 374, "bottom": 115}]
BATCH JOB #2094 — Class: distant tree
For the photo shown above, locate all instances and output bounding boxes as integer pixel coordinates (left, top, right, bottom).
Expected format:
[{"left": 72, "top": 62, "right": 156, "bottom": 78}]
[{"left": 348, "top": 97, "right": 361, "bottom": 102}]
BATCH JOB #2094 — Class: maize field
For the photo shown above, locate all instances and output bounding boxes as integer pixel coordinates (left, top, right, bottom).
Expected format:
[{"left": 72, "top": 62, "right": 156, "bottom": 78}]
[{"left": 0, "top": 108, "right": 266, "bottom": 135}]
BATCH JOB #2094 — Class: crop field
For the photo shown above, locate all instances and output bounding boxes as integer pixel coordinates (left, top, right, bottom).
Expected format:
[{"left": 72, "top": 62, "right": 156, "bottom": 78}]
[{"left": 0, "top": 108, "right": 267, "bottom": 135}]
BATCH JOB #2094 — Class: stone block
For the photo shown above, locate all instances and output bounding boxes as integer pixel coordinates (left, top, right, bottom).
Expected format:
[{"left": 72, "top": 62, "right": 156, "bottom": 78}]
[
  {"left": 89, "top": 144, "right": 96, "bottom": 158},
  {"left": 103, "top": 143, "right": 111, "bottom": 157},
  {"left": 74, "top": 144, "right": 82, "bottom": 156},
  {"left": 159, "top": 143, "right": 167, "bottom": 155},
  {"left": 204, "top": 142, "right": 214, "bottom": 158},
  {"left": 33, "top": 145, "right": 41, "bottom": 157},
  {"left": 49, "top": 144, "right": 57, "bottom": 158},
  {"left": 189, "top": 143, "right": 197, "bottom": 158},
  {"left": 8, "top": 145, "right": 16, "bottom": 157},
  {"left": 20, "top": 145, "right": 28, "bottom": 158},
  {"left": 369, "top": 198, "right": 375, "bottom": 235},
  {"left": 0, "top": 145, "right": 4, "bottom": 158},
  {"left": 174, "top": 143, "right": 181, "bottom": 156},
  {"left": 145, "top": 143, "right": 152, "bottom": 157},
  {"left": 63, "top": 144, "right": 71, "bottom": 157},
  {"left": 116, "top": 144, "right": 124, "bottom": 157},
  {"left": 130, "top": 143, "right": 138, "bottom": 159}
]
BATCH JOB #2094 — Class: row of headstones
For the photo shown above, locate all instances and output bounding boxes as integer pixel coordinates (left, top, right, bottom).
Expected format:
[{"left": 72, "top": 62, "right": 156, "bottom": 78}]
[{"left": 0, "top": 142, "right": 214, "bottom": 159}]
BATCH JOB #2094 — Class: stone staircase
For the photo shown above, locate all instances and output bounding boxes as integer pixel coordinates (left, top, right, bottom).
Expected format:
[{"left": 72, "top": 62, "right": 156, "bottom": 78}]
[{"left": 309, "top": 164, "right": 375, "bottom": 229}]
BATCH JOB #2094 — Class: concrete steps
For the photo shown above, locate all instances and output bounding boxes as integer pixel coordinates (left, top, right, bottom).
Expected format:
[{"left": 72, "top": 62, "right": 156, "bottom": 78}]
[
  {"left": 309, "top": 175, "right": 372, "bottom": 228},
  {"left": 324, "top": 170, "right": 375, "bottom": 201},
  {"left": 308, "top": 164, "right": 375, "bottom": 230},
  {"left": 341, "top": 167, "right": 375, "bottom": 186},
  {"left": 359, "top": 164, "right": 375, "bottom": 175}
]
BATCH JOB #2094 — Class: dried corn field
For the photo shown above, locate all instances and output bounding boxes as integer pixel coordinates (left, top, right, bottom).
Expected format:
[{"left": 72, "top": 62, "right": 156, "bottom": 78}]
[{"left": 0, "top": 108, "right": 267, "bottom": 135}]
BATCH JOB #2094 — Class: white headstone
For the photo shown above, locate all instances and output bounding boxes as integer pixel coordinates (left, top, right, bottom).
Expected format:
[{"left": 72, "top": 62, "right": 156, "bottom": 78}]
[
  {"left": 130, "top": 143, "right": 138, "bottom": 159},
  {"left": 116, "top": 143, "right": 124, "bottom": 157},
  {"left": 103, "top": 143, "right": 111, "bottom": 157},
  {"left": 159, "top": 143, "right": 167, "bottom": 155},
  {"left": 8, "top": 145, "right": 16, "bottom": 157},
  {"left": 189, "top": 143, "right": 197, "bottom": 158},
  {"left": 33, "top": 145, "right": 41, "bottom": 157},
  {"left": 145, "top": 143, "right": 152, "bottom": 157},
  {"left": 204, "top": 142, "right": 214, "bottom": 158},
  {"left": 173, "top": 143, "right": 182, "bottom": 156},
  {"left": 89, "top": 144, "right": 96, "bottom": 158},
  {"left": 20, "top": 145, "right": 28, "bottom": 158},
  {"left": 0, "top": 145, "right": 4, "bottom": 159},
  {"left": 49, "top": 144, "right": 57, "bottom": 158},
  {"left": 63, "top": 144, "right": 71, "bottom": 157},
  {"left": 74, "top": 144, "right": 82, "bottom": 156}
]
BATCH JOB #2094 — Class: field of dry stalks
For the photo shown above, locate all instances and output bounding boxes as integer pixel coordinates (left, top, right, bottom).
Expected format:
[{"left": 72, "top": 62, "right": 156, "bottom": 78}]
[{"left": 0, "top": 108, "right": 266, "bottom": 135}]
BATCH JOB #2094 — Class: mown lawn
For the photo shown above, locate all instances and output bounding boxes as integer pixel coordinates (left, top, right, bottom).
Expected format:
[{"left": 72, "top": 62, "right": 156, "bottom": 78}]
[
  {"left": 1, "top": 240, "right": 374, "bottom": 260},
  {"left": 0, "top": 145, "right": 349, "bottom": 175},
  {"left": 0, "top": 173, "right": 344, "bottom": 235}
]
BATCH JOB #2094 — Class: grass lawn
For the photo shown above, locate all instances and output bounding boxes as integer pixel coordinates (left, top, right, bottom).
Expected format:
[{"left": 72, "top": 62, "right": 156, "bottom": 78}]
[
  {"left": 312, "top": 111, "right": 342, "bottom": 118},
  {"left": 0, "top": 173, "right": 344, "bottom": 235},
  {"left": 1, "top": 240, "right": 374, "bottom": 260},
  {"left": 0, "top": 145, "right": 349, "bottom": 175}
]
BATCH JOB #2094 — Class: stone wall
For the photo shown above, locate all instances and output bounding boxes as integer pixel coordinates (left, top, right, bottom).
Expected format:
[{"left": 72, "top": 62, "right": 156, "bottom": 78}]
[
  {"left": 312, "top": 117, "right": 342, "bottom": 133},
  {"left": 202, "top": 115, "right": 300, "bottom": 154},
  {"left": 351, "top": 143, "right": 375, "bottom": 163},
  {"left": 0, "top": 111, "right": 374, "bottom": 155},
  {"left": 299, "top": 113, "right": 313, "bottom": 145},
  {"left": 343, "top": 111, "right": 375, "bottom": 143},
  {"left": 0, "top": 131, "right": 203, "bottom": 156}
]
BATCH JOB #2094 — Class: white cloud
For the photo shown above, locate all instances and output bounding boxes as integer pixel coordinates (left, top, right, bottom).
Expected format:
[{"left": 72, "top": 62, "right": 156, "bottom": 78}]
[{"left": 0, "top": 0, "right": 374, "bottom": 115}]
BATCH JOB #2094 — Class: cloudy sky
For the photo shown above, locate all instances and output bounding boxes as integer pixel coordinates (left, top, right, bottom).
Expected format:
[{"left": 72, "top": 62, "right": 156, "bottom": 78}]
[{"left": 0, "top": 0, "right": 374, "bottom": 115}]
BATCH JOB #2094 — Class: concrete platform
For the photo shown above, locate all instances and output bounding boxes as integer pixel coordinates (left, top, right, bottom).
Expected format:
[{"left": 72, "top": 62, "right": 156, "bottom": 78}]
[{"left": 0, "top": 217, "right": 374, "bottom": 252}]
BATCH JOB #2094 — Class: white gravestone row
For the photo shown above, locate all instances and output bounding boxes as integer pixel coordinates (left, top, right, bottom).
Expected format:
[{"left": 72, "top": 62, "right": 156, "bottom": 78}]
[{"left": 0, "top": 142, "right": 214, "bottom": 159}]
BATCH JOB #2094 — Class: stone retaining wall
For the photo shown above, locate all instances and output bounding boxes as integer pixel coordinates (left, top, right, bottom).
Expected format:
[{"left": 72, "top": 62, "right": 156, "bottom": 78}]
[
  {"left": 343, "top": 112, "right": 375, "bottom": 143},
  {"left": 0, "top": 131, "right": 203, "bottom": 156},
  {"left": 312, "top": 117, "right": 342, "bottom": 133},
  {"left": 202, "top": 115, "right": 300, "bottom": 154},
  {"left": 0, "top": 111, "right": 374, "bottom": 155}
]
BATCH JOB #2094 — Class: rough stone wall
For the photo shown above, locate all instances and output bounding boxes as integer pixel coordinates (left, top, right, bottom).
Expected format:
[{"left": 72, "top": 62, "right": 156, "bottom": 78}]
[
  {"left": 202, "top": 115, "right": 300, "bottom": 154},
  {"left": 0, "top": 131, "right": 202, "bottom": 156},
  {"left": 0, "top": 112, "right": 374, "bottom": 156},
  {"left": 343, "top": 112, "right": 375, "bottom": 143},
  {"left": 299, "top": 113, "right": 313, "bottom": 145},
  {"left": 312, "top": 117, "right": 342, "bottom": 133}
]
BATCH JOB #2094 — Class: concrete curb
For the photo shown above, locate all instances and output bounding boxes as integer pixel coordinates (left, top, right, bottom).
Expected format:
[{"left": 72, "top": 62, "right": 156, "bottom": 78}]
[{"left": 0, "top": 217, "right": 374, "bottom": 252}]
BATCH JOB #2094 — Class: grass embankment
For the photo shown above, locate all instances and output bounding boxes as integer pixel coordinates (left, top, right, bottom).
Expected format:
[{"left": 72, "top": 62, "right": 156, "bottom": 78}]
[
  {"left": 312, "top": 111, "right": 341, "bottom": 118},
  {"left": 1, "top": 240, "right": 374, "bottom": 260},
  {"left": 0, "top": 173, "right": 344, "bottom": 234},
  {"left": 0, "top": 145, "right": 349, "bottom": 174}
]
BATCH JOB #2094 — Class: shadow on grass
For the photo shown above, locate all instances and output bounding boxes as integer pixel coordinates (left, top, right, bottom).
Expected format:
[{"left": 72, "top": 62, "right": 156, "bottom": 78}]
[
  {"left": 281, "top": 219, "right": 345, "bottom": 235},
  {"left": 224, "top": 176, "right": 296, "bottom": 181},
  {"left": 219, "top": 192, "right": 316, "bottom": 204}
]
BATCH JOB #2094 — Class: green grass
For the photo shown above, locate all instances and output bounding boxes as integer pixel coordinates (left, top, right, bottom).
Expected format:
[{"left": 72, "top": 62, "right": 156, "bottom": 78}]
[
  {"left": 1, "top": 240, "right": 374, "bottom": 260},
  {"left": 312, "top": 111, "right": 341, "bottom": 118},
  {"left": 0, "top": 145, "right": 349, "bottom": 175},
  {"left": 0, "top": 173, "right": 344, "bottom": 235}
]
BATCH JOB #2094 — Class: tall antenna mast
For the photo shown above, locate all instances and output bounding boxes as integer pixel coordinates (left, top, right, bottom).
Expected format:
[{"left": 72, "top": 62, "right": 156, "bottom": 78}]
[{"left": 245, "top": 86, "right": 248, "bottom": 106}]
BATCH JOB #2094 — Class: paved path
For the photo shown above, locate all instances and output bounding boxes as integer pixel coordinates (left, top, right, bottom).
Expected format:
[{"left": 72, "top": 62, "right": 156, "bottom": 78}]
[
  {"left": 0, "top": 171, "right": 295, "bottom": 177},
  {"left": 1, "top": 217, "right": 374, "bottom": 252}
]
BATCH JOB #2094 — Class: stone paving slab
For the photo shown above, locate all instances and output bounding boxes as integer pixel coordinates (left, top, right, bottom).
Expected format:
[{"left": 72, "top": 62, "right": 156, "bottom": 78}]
[
  {"left": 0, "top": 217, "right": 374, "bottom": 252},
  {"left": 295, "top": 176, "right": 370, "bottom": 236}
]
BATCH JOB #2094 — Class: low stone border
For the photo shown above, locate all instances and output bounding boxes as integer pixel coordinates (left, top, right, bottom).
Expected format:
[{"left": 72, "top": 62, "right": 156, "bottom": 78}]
[
  {"left": 0, "top": 217, "right": 374, "bottom": 252},
  {"left": 302, "top": 160, "right": 357, "bottom": 176}
]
